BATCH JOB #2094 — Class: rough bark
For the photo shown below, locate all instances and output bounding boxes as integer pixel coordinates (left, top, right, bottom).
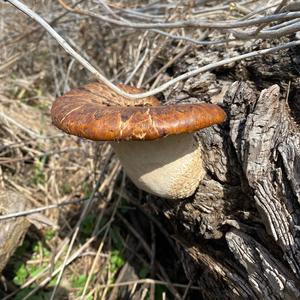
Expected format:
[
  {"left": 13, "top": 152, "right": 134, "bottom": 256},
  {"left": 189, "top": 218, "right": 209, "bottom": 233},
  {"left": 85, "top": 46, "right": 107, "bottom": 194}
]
[
  {"left": 0, "top": 191, "right": 30, "bottom": 273},
  {"left": 150, "top": 81, "right": 300, "bottom": 299}
]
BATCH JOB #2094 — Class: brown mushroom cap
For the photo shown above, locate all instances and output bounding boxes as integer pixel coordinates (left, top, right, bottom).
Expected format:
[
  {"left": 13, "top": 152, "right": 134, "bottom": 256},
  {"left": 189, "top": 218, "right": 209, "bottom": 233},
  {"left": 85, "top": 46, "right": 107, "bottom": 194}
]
[{"left": 51, "top": 82, "right": 226, "bottom": 141}]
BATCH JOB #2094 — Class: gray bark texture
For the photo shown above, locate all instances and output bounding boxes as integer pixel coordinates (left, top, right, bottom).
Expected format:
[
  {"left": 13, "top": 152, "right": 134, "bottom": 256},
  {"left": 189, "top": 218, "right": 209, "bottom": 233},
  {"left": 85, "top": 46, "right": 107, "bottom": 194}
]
[
  {"left": 151, "top": 81, "right": 300, "bottom": 299},
  {"left": 0, "top": 191, "right": 29, "bottom": 273}
]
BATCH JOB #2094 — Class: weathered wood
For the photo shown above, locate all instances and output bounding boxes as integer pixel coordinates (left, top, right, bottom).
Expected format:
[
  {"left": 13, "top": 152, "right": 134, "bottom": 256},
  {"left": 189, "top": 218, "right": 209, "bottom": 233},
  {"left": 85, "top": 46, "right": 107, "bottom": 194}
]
[
  {"left": 227, "top": 83, "right": 300, "bottom": 277},
  {"left": 0, "top": 191, "right": 30, "bottom": 273},
  {"left": 152, "top": 81, "right": 300, "bottom": 298},
  {"left": 226, "top": 229, "right": 300, "bottom": 299}
]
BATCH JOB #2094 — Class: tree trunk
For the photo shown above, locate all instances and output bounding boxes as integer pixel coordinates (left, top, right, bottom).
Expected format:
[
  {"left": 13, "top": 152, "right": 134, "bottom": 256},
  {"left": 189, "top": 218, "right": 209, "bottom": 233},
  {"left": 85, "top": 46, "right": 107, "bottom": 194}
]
[{"left": 150, "top": 81, "right": 300, "bottom": 299}]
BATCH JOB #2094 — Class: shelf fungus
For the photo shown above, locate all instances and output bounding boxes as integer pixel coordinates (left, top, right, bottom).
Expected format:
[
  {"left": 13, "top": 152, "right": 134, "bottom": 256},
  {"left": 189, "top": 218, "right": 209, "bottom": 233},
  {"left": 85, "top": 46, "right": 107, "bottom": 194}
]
[{"left": 51, "top": 82, "right": 226, "bottom": 199}]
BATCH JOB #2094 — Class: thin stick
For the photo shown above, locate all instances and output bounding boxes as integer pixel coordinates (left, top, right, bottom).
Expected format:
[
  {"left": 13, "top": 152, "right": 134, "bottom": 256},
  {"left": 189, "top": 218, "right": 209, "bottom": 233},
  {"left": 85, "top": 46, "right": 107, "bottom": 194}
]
[
  {"left": 58, "top": 0, "right": 300, "bottom": 30},
  {"left": 0, "top": 196, "right": 88, "bottom": 221},
  {"left": 2, "top": 154, "right": 116, "bottom": 299},
  {"left": 231, "top": 21, "right": 300, "bottom": 39},
  {"left": 145, "top": 44, "right": 191, "bottom": 85},
  {"left": 2, "top": 222, "right": 110, "bottom": 300},
  {"left": 253, "top": 0, "right": 289, "bottom": 36},
  {"left": 6, "top": 0, "right": 300, "bottom": 100},
  {"left": 5, "top": 0, "right": 138, "bottom": 100},
  {"left": 96, "top": 0, "right": 230, "bottom": 46},
  {"left": 125, "top": 48, "right": 149, "bottom": 85},
  {"left": 0, "top": 111, "right": 42, "bottom": 138},
  {"left": 49, "top": 162, "right": 121, "bottom": 300},
  {"left": 20, "top": 222, "right": 112, "bottom": 300},
  {"left": 80, "top": 173, "right": 125, "bottom": 299},
  {"left": 48, "top": 177, "right": 103, "bottom": 299},
  {"left": 95, "top": 278, "right": 202, "bottom": 290}
]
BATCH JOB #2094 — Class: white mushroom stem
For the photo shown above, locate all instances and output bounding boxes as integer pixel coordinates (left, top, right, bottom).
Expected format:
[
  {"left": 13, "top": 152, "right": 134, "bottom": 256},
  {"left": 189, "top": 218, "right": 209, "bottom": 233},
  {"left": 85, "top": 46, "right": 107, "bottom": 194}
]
[{"left": 111, "top": 133, "right": 205, "bottom": 199}]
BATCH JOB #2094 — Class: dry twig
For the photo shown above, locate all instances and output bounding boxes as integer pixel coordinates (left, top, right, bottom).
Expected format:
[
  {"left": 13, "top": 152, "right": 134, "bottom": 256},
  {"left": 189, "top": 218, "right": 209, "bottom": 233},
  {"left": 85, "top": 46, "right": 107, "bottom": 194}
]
[{"left": 5, "top": 0, "right": 300, "bottom": 100}]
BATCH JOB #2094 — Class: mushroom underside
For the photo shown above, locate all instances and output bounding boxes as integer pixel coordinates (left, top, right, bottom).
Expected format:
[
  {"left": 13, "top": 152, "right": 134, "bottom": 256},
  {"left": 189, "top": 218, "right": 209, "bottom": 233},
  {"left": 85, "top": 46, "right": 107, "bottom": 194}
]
[{"left": 111, "top": 133, "right": 205, "bottom": 199}]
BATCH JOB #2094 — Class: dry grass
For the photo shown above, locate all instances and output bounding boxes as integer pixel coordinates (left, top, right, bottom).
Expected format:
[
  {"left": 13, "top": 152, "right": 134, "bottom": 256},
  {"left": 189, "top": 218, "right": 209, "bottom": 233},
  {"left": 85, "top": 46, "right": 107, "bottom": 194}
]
[
  {"left": 0, "top": 2, "right": 194, "bottom": 299},
  {"left": 0, "top": 0, "right": 298, "bottom": 299}
]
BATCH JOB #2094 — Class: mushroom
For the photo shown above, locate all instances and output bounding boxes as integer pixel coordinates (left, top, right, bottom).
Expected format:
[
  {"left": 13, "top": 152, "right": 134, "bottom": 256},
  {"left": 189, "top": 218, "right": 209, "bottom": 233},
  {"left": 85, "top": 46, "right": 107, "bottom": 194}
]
[{"left": 51, "top": 83, "right": 226, "bottom": 199}]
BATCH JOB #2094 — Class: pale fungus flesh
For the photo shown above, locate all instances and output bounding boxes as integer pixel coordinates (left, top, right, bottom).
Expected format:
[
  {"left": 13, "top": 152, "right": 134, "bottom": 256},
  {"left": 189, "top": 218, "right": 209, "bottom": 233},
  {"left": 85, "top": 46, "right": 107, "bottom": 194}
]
[{"left": 51, "top": 82, "right": 226, "bottom": 199}]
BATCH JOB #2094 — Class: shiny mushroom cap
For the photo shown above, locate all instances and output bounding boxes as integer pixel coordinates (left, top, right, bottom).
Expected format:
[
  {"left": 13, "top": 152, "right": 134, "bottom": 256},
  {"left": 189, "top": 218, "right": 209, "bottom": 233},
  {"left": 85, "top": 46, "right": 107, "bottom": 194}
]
[
  {"left": 51, "top": 82, "right": 226, "bottom": 141},
  {"left": 51, "top": 82, "right": 227, "bottom": 199}
]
